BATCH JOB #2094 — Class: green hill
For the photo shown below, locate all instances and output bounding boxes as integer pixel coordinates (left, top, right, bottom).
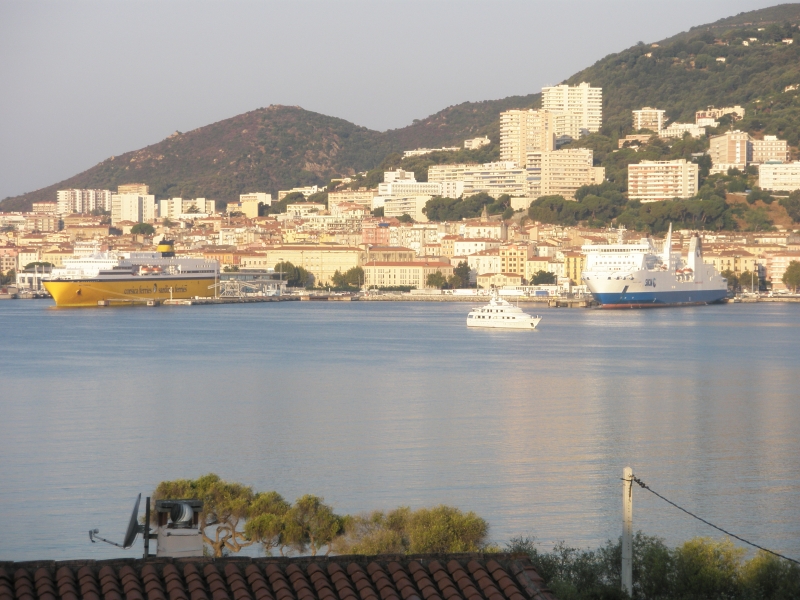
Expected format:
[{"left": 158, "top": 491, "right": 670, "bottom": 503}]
[{"left": 3, "top": 3, "right": 800, "bottom": 212}]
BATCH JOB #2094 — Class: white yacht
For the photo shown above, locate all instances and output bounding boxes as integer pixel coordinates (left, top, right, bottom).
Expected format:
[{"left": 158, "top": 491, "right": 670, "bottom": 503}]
[{"left": 467, "top": 290, "right": 542, "bottom": 329}]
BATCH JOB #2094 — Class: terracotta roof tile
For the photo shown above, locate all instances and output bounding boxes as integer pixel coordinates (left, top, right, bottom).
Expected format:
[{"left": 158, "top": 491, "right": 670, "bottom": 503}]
[{"left": 0, "top": 555, "right": 556, "bottom": 600}]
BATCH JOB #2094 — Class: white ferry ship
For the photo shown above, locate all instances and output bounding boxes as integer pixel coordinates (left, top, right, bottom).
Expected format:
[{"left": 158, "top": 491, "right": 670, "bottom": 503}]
[
  {"left": 581, "top": 225, "right": 727, "bottom": 308},
  {"left": 467, "top": 289, "right": 542, "bottom": 329}
]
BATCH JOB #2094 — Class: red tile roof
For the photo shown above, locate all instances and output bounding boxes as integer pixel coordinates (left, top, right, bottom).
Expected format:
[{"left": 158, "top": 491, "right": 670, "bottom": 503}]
[{"left": 0, "top": 555, "right": 557, "bottom": 600}]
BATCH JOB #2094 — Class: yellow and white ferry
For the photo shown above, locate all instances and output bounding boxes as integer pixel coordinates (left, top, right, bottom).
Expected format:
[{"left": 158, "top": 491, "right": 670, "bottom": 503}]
[{"left": 44, "top": 241, "right": 219, "bottom": 307}]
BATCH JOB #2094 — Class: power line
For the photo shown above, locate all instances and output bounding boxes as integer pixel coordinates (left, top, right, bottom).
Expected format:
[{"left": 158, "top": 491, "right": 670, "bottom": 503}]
[{"left": 630, "top": 475, "right": 800, "bottom": 566}]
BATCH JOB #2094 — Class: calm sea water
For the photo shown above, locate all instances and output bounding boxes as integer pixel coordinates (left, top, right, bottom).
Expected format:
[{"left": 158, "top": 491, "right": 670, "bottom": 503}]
[{"left": 0, "top": 299, "right": 799, "bottom": 562}]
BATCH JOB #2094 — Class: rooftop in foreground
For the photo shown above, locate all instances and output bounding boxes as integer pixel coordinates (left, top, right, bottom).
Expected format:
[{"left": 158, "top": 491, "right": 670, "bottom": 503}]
[{"left": 0, "top": 553, "right": 557, "bottom": 600}]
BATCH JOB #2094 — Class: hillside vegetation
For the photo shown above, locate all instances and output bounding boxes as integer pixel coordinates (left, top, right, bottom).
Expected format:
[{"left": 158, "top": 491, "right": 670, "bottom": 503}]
[{"left": 4, "top": 4, "right": 800, "bottom": 213}]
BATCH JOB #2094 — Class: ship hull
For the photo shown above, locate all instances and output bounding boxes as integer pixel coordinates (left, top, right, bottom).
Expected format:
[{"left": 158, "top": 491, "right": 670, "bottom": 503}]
[
  {"left": 44, "top": 276, "right": 216, "bottom": 307},
  {"left": 593, "top": 289, "right": 727, "bottom": 308}
]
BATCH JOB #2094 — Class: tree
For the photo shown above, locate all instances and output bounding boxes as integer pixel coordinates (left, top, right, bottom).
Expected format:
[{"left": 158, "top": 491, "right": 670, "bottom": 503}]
[
  {"left": 447, "top": 274, "right": 463, "bottom": 289},
  {"left": 782, "top": 260, "right": 800, "bottom": 292},
  {"left": 332, "top": 506, "right": 488, "bottom": 555},
  {"left": 720, "top": 269, "right": 738, "bottom": 291},
  {"left": 22, "top": 261, "right": 53, "bottom": 271},
  {"left": 454, "top": 261, "right": 472, "bottom": 287},
  {"left": 0, "top": 269, "right": 15, "bottom": 285},
  {"left": 186, "top": 204, "right": 201, "bottom": 214},
  {"left": 372, "top": 207, "right": 384, "bottom": 217},
  {"left": 426, "top": 271, "right": 447, "bottom": 289},
  {"left": 406, "top": 506, "right": 488, "bottom": 553},
  {"left": 131, "top": 223, "right": 155, "bottom": 235},
  {"left": 244, "top": 491, "right": 291, "bottom": 555},
  {"left": 531, "top": 270, "right": 556, "bottom": 285},
  {"left": 332, "top": 266, "right": 364, "bottom": 289},
  {"left": 275, "top": 261, "right": 312, "bottom": 288},
  {"left": 153, "top": 474, "right": 257, "bottom": 557},
  {"left": 282, "top": 495, "right": 342, "bottom": 556},
  {"left": 397, "top": 213, "right": 413, "bottom": 223}
]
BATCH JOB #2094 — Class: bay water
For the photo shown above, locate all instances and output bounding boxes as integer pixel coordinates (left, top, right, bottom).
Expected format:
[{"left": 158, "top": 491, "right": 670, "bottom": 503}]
[{"left": 0, "top": 300, "right": 798, "bottom": 561}]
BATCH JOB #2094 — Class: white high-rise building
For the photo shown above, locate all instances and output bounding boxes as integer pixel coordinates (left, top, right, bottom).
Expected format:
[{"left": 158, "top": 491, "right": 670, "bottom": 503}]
[
  {"left": 632, "top": 107, "right": 666, "bottom": 132},
  {"left": 462, "top": 162, "right": 527, "bottom": 198},
  {"left": 759, "top": 161, "right": 800, "bottom": 192},
  {"left": 525, "top": 149, "right": 604, "bottom": 200},
  {"left": 541, "top": 82, "right": 602, "bottom": 140},
  {"left": 56, "top": 189, "right": 113, "bottom": 215},
  {"left": 627, "top": 160, "right": 699, "bottom": 203},
  {"left": 111, "top": 193, "right": 155, "bottom": 225},
  {"left": 159, "top": 198, "right": 216, "bottom": 220},
  {"left": 500, "top": 110, "right": 556, "bottom": 167}
]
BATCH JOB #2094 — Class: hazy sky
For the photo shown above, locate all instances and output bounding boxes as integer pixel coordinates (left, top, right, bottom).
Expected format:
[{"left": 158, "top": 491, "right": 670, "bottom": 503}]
[{"left": 0, "top": 0, "right": 788, "bottom": 199}]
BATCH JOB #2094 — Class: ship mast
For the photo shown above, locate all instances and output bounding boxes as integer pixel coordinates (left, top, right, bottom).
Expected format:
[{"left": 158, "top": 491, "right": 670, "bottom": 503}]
[{"left": 662, "top": 223, "right": 673, "bottom": 270}]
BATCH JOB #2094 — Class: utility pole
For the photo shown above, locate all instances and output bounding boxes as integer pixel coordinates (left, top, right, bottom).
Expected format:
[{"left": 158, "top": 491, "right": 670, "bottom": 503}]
[{"left": 622, "top": 467, "right": 633, "bottom": 597}]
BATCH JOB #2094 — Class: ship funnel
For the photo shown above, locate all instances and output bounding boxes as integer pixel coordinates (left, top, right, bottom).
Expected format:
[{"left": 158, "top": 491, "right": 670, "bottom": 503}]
[{"left": 157, "top": 240, "right": 175, "bottom": 257}]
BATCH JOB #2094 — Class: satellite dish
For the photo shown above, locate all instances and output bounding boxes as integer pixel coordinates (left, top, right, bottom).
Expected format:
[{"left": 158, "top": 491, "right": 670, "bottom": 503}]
[{"left": 89, "top": 493, "right": 143, "bottom": 549}]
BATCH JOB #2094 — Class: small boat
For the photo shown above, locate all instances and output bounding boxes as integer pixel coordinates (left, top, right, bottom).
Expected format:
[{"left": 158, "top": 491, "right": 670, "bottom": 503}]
[{"left": 467, "top": 289, "right": 542, "bottom": 329}]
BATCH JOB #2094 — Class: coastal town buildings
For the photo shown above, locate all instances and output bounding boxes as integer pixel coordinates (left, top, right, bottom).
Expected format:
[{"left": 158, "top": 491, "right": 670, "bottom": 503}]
[
  {"left": 660, "top": 123, "right": 706, "bottom": 139},
  {"left": 627, "top": 160, "right": 699, "bottom": 202}
]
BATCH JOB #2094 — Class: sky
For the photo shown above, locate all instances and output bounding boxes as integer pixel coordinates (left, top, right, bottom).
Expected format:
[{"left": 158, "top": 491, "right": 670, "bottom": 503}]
[{"left": 0, "top": 0, "right": 789, "bottom": 200}]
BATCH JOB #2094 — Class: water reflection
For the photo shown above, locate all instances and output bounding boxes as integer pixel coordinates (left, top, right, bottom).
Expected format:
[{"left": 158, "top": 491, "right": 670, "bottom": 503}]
[{"left": 0, "top": 301, "right": 798, "bottom": 560}]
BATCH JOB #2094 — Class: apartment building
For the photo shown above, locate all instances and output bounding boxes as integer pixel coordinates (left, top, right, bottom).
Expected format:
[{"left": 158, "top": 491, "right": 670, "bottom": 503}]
[
  {"left": 362, "top": 221, "right": 391, "bottom": 245},
  {"left": 32, "top": 202, "right": 57, "bottom": 214},
  {"left": 709, "top": 131, "right": 752, "bottom": 172},
  {"left": 765, "top": 251, "right": 800, "bottom": 289},
  {"left": 463, "top": 218, "right": 508, "bottom": 240},
  {"left": 696, "top": 105, "right": 745, "bottom": 122},
  {"left": 703, "top": 250, "right": 757, "bottom": 277},
  {"left": 751, "top": 136, "right": 790, "bottom": 164},
  {"left": 499, "top": 242, "right": 534, "bottom": 276},
  {"left": 428, "top": 164, "right": 475, "bottom": 191},
  {"left": 453, "top": 238, "right": 501, "bottom": 257},
  {"left": 56, "top": 189, "right": 113, "bottom": 215},
  {"left": 0, "top": 246, "right": 18, "bottom": 274},
  {"left": 464, "top": 136, "right": 490, "bottom": 150},
  {"left": 660, "top": 123, "right": 706, "bottom": 139},
  {"left": 383, "top": 196, "right": 431, "bottom": 222},
  {"left": 758, "top": 161, "right": 800, "bottom": 191},
  {"left": 632, "top": 107, "right": 666, "bottom": 132},
  {"left": 328, "top": 189, "right": 379, "bottom": 211},
  {"left": 466, "top": 248, "right": 500, "bottom": 283},
  {"left": 117, "top": 183, "right": 150, "bottom": 195},
  {"left": 403, "top": 146, "right": 459, "bottom": 158},
  {"left": 526, "top": 149, "right": 604, "bottom": 200},
  {"left": 240, "top": 245, "right": 362, "bottom": 286},
  {"left": 627, "top": 160, "right": 699, "bottom": 203},
  {"left": 499, "top": 110, "right": 556, "bottom": 166},
  {"left": 22, "top": 215, "right": 58, "bottom": 233},
  {"left": 541, "top": 82, "right": 602, "bottom": 139},
  {"left": 378, "top": 181, "right": 443, "bottom": 197},
  {"left": 277, "top": 185, "right": 320, "bottom": 201},
  {"left": 159, "top": 198, "right": 216, "bottom": 220},
  {"left": 111, "top": 193, "right": 155, "bottom": 225},
  {"left": 563, "top": 251, "right": 586, "bottom": 284},
  {"left": 363, "top": 260, "right": 453, "bottom": 289},
  {"left": 462, "top": 162, "right": 527, "bottom": 198}
]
